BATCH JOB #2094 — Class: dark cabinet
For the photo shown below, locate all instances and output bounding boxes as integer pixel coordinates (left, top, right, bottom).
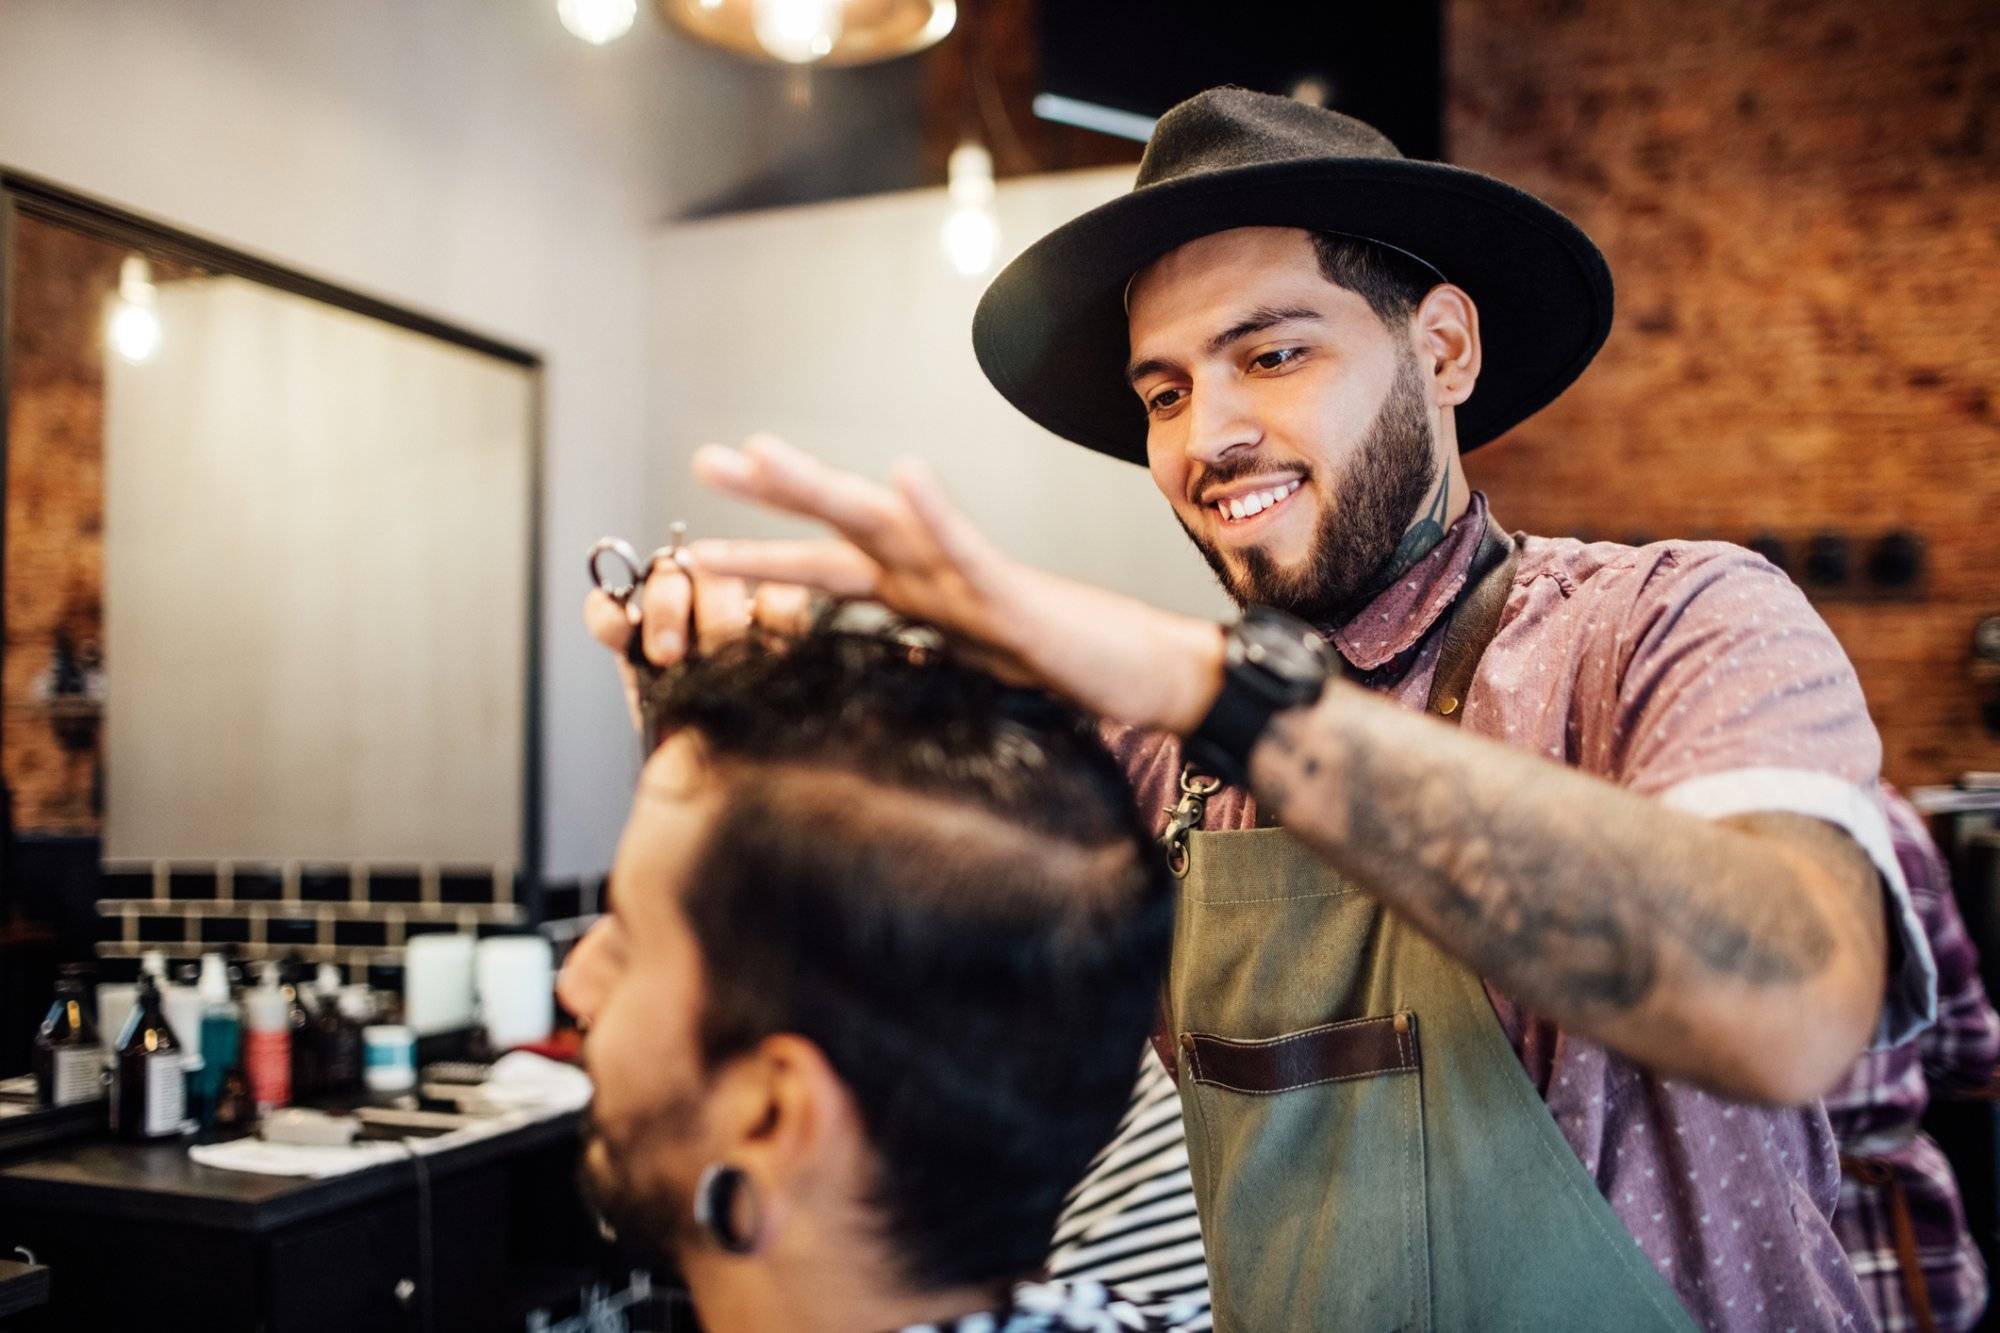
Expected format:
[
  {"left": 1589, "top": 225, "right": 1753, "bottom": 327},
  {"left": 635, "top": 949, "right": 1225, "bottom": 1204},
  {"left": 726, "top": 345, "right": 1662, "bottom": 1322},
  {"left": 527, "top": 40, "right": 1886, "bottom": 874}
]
[{"left": 0, "top": 1114, "right": 606, "bottom": 1331}]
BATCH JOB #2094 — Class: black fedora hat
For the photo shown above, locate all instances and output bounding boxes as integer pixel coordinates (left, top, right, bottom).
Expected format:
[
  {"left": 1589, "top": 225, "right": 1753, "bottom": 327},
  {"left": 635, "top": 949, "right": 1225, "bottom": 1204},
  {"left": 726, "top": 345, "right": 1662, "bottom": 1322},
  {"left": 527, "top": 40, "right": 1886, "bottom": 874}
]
[{"left": 972, "top": 87, "right": 1614, "bottom": 466}]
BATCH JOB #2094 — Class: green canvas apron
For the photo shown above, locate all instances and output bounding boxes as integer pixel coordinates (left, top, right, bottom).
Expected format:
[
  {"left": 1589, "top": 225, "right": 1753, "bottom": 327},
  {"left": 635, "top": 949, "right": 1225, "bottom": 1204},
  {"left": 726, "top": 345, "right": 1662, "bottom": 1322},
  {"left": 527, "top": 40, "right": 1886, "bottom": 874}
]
[{"left": 1163, "top": 524, "right": 1696, "bottom": 1331}]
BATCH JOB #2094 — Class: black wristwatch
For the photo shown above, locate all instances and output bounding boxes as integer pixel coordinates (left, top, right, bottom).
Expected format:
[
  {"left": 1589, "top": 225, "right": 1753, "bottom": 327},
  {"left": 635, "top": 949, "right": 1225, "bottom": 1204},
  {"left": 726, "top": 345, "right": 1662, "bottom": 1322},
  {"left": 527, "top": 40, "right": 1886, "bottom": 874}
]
[{"left": 1182, "top": 607, "right": 1341, "bottom": 788}]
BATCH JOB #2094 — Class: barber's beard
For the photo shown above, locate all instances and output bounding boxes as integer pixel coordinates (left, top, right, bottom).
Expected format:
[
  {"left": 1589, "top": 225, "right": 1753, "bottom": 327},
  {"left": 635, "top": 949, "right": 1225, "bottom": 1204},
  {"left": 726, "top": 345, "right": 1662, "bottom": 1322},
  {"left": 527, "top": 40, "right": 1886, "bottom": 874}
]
[{"left": 1178, "top": 350, "right": 1439, "bottom": 629}]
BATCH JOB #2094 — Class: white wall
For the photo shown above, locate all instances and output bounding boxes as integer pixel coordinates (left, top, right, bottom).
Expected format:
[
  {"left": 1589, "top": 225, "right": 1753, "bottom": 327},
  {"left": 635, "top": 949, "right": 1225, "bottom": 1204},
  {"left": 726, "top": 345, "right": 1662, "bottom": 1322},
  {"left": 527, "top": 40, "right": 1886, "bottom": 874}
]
[
  {"left": 0, "top": 0, "right": 801, "bottom": 873},
  {"left": 653, "top": 170, "right": 1234, "bottom": 619},
  {"left": 0, "top": 3, "right": 1232, "bottom": 875}
]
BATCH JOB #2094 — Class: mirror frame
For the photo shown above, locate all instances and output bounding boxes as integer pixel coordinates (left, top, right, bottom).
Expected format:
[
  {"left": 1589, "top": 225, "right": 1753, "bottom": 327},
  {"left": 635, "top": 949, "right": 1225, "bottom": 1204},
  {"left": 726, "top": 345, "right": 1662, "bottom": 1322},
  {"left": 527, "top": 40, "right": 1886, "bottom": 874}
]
[{"left": 0, "top": 169, "right": 545, "bottom": 882}]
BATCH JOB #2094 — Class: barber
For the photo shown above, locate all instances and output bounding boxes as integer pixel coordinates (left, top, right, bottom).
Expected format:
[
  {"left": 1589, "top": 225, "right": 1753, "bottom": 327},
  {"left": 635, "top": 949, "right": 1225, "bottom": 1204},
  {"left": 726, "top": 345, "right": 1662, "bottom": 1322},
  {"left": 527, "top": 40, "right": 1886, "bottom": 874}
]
[{"left": 590, "top": 88, "right": 1935, "bottom": 1331}]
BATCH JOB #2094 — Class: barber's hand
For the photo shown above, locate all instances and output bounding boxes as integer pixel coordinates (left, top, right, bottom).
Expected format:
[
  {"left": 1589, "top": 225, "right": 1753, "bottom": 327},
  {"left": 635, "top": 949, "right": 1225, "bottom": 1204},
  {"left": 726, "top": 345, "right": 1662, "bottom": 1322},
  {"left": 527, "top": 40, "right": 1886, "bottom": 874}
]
[
  {"left": 582, "top": 561, "right": 817, "bottom": 733},
  {"left": 686, "top": 434, "right": 1226, "bottom": 734}
]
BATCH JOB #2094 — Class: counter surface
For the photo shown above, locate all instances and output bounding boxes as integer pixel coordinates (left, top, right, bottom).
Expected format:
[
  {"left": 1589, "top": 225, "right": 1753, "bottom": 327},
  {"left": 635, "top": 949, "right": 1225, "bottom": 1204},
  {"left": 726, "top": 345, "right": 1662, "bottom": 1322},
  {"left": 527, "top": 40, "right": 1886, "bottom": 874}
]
[{"left": 0, "top": 1108, "right": 581, "bottom": 1233}]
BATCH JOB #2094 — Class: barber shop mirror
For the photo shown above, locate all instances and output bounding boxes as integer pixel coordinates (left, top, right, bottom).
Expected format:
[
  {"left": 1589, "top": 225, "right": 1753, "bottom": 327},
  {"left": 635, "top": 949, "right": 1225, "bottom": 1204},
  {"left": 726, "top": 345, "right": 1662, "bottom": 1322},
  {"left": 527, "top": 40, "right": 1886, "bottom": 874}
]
[{"left": 0, "top": 174, "right": 540, "bottom": 938}]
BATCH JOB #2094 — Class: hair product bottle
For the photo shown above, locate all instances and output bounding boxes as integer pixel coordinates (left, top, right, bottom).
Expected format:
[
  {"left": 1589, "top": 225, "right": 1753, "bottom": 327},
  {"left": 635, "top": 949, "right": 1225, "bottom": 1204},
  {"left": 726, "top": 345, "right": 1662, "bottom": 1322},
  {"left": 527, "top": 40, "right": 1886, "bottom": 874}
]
[
  {"left": 243, "top": 963, "right": 292, "bottom": 1111},
  {"left": 194, "top": 953, "right": 242, "bottom": 1126},
  {"left": 33, "top": 962, "right": 103, "bottom": 1108},
  {"left": 108, "top": 971, "right": 186, "bottom": 1140}
]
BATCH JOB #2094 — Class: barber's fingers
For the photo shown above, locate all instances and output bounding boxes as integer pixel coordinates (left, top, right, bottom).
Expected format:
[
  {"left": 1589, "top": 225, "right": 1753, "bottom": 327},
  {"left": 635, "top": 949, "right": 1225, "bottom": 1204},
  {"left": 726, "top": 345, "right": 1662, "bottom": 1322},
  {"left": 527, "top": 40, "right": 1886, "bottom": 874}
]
[
  {"left": 583, "top": 590, "right": 645, "bottom": 730},
  {"left": 583, "top": 588, "right": 635, "bottom": 653},
  {"left": 686, "top": 538, "right": 880, "bottom": 598},
  {"left": 893, "top": 458, "right": 1008, "bottom": 588},
  {"left": 690, "top": 572, "right": 751, "bottom": 656},
  {"left": 750, "top": 581, "right": 819, "bottom": 637},
  {"left": 637, "top": 565, "right": 694, "bottom": 665},
  {"left": 694, "top": 435, "right": 932, "bottom": 566}
]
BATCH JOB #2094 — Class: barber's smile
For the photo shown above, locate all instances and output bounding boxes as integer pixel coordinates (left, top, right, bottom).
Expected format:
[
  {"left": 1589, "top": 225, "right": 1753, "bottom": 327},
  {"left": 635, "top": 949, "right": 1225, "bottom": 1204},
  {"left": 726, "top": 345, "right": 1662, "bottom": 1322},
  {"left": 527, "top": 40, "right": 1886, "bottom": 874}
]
[{"left": 1199, "top": 475, "right": 1306, "bottom": 544}]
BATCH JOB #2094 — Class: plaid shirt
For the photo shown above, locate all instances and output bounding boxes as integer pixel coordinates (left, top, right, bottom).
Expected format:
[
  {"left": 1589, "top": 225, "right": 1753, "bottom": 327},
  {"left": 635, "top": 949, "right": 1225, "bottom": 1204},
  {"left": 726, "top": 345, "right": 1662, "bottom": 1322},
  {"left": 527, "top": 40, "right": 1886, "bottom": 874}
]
[{"left": 1823, "top": 788, "right": 2000, "bottom": 1332}]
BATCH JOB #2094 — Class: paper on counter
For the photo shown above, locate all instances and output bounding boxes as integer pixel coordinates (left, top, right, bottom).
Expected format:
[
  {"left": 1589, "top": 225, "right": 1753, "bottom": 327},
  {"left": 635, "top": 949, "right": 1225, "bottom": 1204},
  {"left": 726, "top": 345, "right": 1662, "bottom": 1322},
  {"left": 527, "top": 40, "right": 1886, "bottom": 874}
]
[
  {"left": 188, "top": 1136, "right": 408, "bottom": 1178},
  {"left": 478, "top": 1051, "right": 592, "bottom": 1114}
]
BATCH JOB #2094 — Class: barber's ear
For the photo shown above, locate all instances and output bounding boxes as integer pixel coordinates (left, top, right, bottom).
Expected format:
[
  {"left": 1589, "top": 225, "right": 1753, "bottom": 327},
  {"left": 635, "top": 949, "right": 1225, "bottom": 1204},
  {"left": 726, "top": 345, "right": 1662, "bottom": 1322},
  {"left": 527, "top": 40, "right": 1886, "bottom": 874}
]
[
  {"left": 709, "top": 1035, "right": 857, "bottom": 1221},
  {"left": 1414, "top": 284, "right": 1482, "bottom": 409}
]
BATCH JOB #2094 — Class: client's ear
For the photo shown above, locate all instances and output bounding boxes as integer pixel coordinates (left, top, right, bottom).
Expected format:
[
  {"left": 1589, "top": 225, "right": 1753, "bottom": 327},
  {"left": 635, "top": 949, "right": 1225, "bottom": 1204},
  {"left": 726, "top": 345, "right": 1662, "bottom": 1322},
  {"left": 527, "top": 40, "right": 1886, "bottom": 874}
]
[{"left": 708, "top": 1034, "right": 860, "bottom": 1244}]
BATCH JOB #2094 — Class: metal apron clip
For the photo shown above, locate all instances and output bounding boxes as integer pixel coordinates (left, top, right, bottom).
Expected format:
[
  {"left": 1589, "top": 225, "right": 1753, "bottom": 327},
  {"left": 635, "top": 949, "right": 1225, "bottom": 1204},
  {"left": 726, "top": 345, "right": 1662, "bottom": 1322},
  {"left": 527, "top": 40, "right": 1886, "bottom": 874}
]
[{"left": 1162, "top": 764, "right": 1223, "bottom": 877}]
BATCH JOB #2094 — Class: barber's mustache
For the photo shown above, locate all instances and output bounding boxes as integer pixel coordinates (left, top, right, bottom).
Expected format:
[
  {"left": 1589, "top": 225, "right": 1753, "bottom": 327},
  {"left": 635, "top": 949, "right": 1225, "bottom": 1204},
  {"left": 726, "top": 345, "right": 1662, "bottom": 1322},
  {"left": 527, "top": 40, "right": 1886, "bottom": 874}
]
[{"left": 1190, "top": 458, "right": 1313, "bottom": 507}]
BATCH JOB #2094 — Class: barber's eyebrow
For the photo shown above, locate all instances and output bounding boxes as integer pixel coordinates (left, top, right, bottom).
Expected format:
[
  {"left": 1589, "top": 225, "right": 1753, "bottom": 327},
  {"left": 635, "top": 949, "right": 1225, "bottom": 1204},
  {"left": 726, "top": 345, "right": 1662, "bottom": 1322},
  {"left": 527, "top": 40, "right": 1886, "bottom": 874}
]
[{"left": 1125, "top": 305, "right": 1325, "bottom": 385}]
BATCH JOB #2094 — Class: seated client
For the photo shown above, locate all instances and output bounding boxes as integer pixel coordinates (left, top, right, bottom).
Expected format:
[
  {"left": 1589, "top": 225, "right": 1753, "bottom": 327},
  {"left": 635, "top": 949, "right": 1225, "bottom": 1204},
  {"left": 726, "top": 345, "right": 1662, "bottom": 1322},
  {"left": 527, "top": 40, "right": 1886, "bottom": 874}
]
[{"left": 556, "top": 628, "right": 1176, "bottom": 1333}]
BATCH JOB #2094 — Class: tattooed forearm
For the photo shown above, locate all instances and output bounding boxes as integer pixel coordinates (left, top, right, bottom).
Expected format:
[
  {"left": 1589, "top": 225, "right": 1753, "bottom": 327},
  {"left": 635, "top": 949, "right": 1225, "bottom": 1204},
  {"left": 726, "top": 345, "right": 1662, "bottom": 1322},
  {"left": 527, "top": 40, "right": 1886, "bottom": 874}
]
[{"left": 1250, "top": 687, "right": 1882, "bottom": 1099}]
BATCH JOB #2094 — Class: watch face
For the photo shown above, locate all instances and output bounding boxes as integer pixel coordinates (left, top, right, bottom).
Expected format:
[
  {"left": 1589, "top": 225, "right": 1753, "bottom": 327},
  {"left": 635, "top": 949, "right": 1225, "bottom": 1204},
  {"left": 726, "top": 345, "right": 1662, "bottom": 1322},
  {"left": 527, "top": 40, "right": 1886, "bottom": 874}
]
[{"left": 1237, "top": 608, "right": 1338, "bottom": 685}]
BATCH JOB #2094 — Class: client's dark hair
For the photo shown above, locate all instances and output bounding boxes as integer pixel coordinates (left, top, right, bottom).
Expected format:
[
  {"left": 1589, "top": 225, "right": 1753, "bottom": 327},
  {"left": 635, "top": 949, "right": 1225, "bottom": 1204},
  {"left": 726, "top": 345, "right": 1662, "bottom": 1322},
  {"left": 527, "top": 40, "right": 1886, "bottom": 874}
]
[
  {"left": 1310, "top": 231, "right": 1438, "bottom": 329},
  {"left": 646, "top": 626, "right": 1172, "bottom": 1292}
]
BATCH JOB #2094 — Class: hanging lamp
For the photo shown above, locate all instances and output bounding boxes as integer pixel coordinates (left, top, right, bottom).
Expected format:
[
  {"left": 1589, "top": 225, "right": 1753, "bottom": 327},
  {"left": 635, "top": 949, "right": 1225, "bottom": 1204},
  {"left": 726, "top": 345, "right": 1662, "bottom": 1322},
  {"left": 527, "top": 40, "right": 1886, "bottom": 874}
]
[{"left": 658, "top": 0, "right": 955, "bottom": 67}]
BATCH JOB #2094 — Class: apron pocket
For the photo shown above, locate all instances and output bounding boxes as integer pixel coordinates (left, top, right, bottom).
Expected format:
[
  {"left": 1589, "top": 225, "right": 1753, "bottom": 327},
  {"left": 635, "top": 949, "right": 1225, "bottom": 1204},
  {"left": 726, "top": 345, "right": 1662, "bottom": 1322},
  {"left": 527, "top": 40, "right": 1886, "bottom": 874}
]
[
  {"left": 1180, "top": 1012, "right": 1432, "bottom": 1332},
  {"left": 1182, "top": 1012, "right": 1417, "bottom": 1093}
]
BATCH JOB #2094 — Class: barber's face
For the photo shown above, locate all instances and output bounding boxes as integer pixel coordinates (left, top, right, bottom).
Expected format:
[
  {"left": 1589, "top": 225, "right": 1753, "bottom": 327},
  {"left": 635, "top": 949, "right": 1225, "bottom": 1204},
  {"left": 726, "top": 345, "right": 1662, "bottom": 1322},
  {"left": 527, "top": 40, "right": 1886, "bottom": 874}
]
[
  {"left": 556, "top": 736, "right": 721, "bottom": 1260},
  {"left": 1126, "top": 226, "right": 1438, "bottom": 623}
]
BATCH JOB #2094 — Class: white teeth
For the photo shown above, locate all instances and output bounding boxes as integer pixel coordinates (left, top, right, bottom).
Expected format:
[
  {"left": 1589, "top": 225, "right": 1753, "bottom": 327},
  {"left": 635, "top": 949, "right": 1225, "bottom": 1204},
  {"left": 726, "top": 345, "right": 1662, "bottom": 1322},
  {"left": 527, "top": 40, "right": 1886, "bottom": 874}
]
[{"left": 1216, "top": 480, "right": 1302, "bottom": 522}]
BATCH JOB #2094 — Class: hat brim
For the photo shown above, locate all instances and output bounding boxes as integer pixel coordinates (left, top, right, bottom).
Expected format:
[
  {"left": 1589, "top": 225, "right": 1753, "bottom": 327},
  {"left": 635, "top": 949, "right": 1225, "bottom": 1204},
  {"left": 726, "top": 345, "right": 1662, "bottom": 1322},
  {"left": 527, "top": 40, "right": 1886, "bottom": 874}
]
[{"left": 972, "top": 156, "right": 1613, "bottom": 466}]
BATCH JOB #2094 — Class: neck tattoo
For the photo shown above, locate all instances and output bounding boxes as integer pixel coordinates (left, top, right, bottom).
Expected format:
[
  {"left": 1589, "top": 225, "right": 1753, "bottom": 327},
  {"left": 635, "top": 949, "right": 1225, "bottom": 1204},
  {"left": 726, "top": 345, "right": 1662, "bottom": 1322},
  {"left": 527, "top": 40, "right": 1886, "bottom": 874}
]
[{"left": 1373, "top": 472, "right": 1451, "bottom": 592}]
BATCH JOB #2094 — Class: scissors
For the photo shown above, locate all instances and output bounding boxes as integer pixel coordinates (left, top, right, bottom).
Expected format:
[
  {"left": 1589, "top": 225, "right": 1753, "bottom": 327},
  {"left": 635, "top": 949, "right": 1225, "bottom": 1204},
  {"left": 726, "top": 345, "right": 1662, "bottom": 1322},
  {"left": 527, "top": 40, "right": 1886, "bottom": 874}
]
[
  {"left": 587, "top": 522, "right": 694, "bottom": 750},
  {"left": 587, "top": 522, "right": 693, "bottom": 668}
]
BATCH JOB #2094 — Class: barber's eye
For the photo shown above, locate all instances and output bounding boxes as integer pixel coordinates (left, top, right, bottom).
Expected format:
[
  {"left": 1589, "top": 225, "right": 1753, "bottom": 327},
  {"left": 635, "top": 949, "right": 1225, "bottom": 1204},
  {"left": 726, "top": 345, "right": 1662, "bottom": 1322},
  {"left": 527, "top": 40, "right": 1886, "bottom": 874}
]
[
  {"left": 1146, "top": 387, "right": 1184, "bottom": 413},
  {"left": 1251, "top": 347, "right": 1302, "bottom": 371}
]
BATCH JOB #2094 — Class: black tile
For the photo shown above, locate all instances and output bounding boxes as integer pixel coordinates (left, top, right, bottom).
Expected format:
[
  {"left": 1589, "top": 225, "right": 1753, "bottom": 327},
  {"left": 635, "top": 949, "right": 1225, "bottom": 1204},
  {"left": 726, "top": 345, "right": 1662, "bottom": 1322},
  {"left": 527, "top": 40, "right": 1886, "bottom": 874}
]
[
  {"left": 541, "top": 881, "right": 581, "bottom": 922},
  {"left": 93, "top": 911, "right": 125, "bottom": 944},
  {"left": 231, "top": 865, "right": 284, "bottom": 901},
  {"left": 367, "top": 868, "right": 422, "bottom": 904},
  {"left": 100, "top": 867, "right": 155, "bottom": 901},
  {"left": 439, "top": 868, "right": 496, "bottom": 904},
  {"left": 366, "top": 962, "right": 406, "bottom": 993},
  {"left": 97, "top": 955, "right": 140, "bottom": 983},
  {"left": 334, "top": 919, "right": 388, "bottom": 948},
  {"left": 300, "top": 865, "right": 353, "bottom": 902},
  {"left": 137, "top": 915, "right": 186, "bottom": 943},
  {"left": 475, "top": 922, "right": 529, "bottom": 940},
  {"left": 404, "top": 921, "right": 458, "bottom": 941},
  {"left": 200, "top": 916, "right": 252, "bottom": 945},
  {"left": 267, "top": 916, "right": 320, "bottom": 947},
  {"left": 167, "top": 867, "right": 219, "bottom": 900}
]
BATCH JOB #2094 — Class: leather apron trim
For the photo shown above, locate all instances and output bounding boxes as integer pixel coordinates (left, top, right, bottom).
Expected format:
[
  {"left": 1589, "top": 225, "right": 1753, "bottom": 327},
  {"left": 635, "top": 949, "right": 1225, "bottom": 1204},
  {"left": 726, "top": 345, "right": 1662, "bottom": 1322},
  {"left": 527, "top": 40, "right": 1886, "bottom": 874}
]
[{"left": 1180, "top": 1009, "right": 1418, "bottom": 1095}]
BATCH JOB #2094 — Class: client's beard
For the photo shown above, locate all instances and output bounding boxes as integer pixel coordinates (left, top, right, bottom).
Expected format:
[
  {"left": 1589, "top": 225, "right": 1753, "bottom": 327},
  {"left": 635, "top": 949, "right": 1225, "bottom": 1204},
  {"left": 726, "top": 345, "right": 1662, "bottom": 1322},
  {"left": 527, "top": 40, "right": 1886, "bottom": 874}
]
[
  {"left": 578, "top": 1097, "right": 703, "bottom": 1267},
  {"left": 1178, "top": 348, "right": 1440, "bottom": 628}
]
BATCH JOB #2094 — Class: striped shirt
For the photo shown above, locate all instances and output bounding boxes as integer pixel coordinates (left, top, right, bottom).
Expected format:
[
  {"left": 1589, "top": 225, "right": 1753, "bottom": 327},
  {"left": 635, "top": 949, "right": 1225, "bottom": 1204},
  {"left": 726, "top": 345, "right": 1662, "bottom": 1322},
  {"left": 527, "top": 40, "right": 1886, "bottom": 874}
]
[{"left": 1047, "top": 1050, "right": 1210, "bottom": 1332}]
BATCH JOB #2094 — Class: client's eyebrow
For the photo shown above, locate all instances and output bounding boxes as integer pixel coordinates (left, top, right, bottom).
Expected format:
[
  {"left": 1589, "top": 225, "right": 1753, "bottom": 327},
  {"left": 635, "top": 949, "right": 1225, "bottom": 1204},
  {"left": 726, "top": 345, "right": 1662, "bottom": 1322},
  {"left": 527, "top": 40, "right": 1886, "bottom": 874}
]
[{"left": 1125, "top": 305, "right": 1325, "bottom": 385}]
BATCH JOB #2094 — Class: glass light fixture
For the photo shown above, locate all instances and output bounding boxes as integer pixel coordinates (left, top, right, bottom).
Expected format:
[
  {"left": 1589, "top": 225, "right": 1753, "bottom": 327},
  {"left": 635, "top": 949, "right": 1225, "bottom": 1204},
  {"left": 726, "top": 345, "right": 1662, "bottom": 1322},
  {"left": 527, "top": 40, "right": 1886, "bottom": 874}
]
[
  {"left": 940, "top": 141, "right": 999, "bottom": 277},
  {"left": 659, "top": 0, "right": 953, "bottom": 67},
  {"left": 109, "top": 255, "right": 161, "bottom": 365},
  {"left": 558, "top": 0, "right": 638, "bottom": 45},
  {"left": 752, "top": 0, "right": 842, "bottom": 62}
]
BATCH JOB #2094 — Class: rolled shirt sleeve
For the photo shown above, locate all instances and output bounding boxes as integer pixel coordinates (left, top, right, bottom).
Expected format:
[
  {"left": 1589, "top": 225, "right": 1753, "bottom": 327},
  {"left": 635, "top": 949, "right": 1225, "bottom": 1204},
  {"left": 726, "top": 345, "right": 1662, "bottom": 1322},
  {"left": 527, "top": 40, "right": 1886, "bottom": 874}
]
[{"left": 1605, "top": 542, "right": 1936, "bottom": 1047}]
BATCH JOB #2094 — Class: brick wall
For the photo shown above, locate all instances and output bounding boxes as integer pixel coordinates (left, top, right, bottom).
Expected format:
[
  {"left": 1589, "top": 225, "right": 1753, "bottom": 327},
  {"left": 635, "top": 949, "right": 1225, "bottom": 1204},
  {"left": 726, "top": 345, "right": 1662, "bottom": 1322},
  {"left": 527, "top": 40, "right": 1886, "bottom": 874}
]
[{"left": 1449, "top": 0, "right": 1998, "bottom": 785}]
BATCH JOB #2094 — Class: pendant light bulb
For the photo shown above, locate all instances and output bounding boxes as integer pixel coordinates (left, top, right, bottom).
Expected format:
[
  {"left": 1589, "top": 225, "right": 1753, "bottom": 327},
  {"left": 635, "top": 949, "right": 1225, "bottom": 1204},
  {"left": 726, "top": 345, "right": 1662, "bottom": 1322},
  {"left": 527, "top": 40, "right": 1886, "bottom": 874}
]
[
  {"left": 558, "top": 0, "right": 638, "bottom": 44},
  {"left": 941, "top": 141, "right": 999, "bottom": 277},
  {"left": 109, "top": 255, "right": 161, "bottom": 365},
  {"left": 752, "top": 0, "right": 843, "bottom": 63}
]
